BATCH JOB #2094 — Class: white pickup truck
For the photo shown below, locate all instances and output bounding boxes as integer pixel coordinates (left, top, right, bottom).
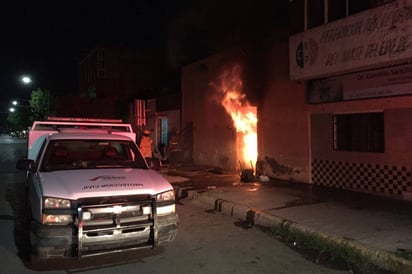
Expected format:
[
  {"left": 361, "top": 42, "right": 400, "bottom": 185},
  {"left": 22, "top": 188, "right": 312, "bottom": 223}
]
[{"left": 16, "top": 117, "right": 178, "bottom": 262}]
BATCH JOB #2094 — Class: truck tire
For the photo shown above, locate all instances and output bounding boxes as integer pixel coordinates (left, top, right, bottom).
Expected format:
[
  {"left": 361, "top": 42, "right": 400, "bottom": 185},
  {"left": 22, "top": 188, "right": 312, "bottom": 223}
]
[{"left": 25, "top": 191, "right": 42, "bottom": 264}]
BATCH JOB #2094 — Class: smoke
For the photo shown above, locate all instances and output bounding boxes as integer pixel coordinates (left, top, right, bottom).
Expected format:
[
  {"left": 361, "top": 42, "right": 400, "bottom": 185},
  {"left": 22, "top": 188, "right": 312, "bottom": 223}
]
[
  {"left": 166, "top": 0, "right": 286, "bottom": 70},
  {"left": 209, "top": 64, "right": 248, "bottom": 108}
]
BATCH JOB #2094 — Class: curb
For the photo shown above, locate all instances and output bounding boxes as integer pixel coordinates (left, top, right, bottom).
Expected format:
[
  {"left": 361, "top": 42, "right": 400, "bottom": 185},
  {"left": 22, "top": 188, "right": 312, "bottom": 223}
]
[{"left": 189, "top": 190, "right": 412, "bottom": 274}]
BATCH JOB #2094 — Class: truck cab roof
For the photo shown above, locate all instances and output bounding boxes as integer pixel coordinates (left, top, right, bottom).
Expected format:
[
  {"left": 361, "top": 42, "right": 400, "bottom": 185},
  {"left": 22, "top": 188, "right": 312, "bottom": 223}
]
[{"left": 28, "top": 117, "right": 136, "bottom": 149}]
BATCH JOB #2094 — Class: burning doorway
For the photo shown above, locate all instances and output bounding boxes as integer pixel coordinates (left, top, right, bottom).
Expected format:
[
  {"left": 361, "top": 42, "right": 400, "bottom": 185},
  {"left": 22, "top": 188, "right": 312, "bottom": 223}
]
[{"left": 212, "top": 65, "right": 258, "bottom": 175}]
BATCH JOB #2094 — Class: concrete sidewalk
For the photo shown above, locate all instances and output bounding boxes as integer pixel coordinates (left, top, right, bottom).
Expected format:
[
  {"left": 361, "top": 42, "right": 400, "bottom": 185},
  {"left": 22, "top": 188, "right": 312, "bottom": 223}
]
[{"left": 164, "top": 166, "right": 412, "bottom": 273}]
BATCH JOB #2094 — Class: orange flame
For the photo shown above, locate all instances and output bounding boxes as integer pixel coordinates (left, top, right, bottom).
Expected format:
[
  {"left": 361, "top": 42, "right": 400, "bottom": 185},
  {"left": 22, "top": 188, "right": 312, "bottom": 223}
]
[{"left": 213, "top": 65, "right": 257, "bottom": 168}]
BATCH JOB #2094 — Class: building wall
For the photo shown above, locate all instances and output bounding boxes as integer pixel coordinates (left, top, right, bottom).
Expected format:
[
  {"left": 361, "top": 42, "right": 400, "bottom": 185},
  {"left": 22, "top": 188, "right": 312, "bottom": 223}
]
[
  {"left": 310, "top": 97, "right": 412, "bottom": 199},
  {"left": 288, "top": 0, "right": 412, "bottom": 200},
  {"left": 181, "top": 0, "right": 412, "bottom": 201},
  {"left": 260, "top": 45, "right": 412, "bottom": 200},
  {"left": 182, "top": 34, "right": 412, "bottom": 200},
  {"left": 257, "top": 37, "right": 310, "bottom": 182}
]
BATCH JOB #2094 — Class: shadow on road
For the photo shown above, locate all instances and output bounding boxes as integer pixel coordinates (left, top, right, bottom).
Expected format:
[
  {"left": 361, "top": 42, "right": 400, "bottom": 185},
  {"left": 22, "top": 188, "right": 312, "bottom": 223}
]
[
  {"left": 26, "top": 248, "right": 164, "bottom": 273},
  {"left": 5, "top": 181, "right": 31, "bottom": 263}
]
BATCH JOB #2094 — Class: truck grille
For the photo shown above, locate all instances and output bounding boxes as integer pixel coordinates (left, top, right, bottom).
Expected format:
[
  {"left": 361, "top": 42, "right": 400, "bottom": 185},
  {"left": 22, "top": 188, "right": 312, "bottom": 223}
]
[{"left": 75, "top": 195, "right": 157, "bottom": 258}]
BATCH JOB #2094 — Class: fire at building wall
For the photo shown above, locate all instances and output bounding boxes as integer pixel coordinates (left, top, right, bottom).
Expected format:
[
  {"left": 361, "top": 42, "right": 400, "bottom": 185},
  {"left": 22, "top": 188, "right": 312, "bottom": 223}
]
[{"left": 181, "top": 43, "right": 307, "bottom": 181}]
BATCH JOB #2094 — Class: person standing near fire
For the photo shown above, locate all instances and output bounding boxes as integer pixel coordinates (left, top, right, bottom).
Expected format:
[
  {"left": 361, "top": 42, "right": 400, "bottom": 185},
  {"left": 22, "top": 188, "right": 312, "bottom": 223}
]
[
  {"left": 139, "top": 129, "right": 153, "bottom": 159},
  {"left": 167, "top": 128, "right": 182, "bottom": 163}
]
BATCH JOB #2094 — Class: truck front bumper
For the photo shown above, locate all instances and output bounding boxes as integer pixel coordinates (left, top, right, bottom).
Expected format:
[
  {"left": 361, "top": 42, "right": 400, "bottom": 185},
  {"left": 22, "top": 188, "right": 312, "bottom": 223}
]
[
  {"left": 30, "top": 221, "right": 73, "bottom": 258},
  {"left": 157, "top": 213, "right": 178, "bottom": 244},
  {"left": 29, "top": 212, "right": 178, "bottom": 260}
]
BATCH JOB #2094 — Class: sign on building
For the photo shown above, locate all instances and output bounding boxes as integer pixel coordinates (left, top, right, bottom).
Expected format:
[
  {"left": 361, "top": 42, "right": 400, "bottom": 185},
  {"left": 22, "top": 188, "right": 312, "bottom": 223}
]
[{"left": 289, "top": 0, "right": 412, "bottom": 80}]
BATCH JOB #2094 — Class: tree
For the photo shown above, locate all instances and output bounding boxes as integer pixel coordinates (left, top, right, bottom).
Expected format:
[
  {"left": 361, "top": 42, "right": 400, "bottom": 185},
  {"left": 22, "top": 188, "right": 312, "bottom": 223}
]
[
  {"left": 6, "top": 88, "right": 55, "bottom": 132},
  {"left": 30, "top": 88, "right": 54, "bottom": 120}
]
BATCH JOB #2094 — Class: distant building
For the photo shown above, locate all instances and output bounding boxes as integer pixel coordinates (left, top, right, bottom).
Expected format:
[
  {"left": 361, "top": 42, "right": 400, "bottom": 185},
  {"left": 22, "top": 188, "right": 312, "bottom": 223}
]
[
  {"left": 79, "top": 46, "right": 166, "bottom": 100},
  {"left": 57, "top": 46, "right": 175, "bottom": 121},
  {"left": 56, "top": 46, "right": 182, "bottom": 154},
  {"left": 55, "top": 95, "right": 121, "bottom": 119}
]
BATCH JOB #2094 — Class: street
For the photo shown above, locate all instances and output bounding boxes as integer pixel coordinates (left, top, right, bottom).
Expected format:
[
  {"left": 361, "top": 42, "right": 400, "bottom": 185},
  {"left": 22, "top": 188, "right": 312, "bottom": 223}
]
[{"left": 0, "top": 134, "right": 346, "bottom": 274}]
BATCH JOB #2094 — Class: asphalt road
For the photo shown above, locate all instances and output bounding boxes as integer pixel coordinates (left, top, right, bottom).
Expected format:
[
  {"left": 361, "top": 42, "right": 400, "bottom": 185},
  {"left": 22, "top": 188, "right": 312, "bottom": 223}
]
[{"left": 0, "top": 134, "right": 347, "bottom": 274}]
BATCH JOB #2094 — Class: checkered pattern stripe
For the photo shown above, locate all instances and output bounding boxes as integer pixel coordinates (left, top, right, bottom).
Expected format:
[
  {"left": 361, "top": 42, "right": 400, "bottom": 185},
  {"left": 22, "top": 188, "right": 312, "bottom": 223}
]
[{"left": 312, "top": 160, "right": 412, "bottom": 197}]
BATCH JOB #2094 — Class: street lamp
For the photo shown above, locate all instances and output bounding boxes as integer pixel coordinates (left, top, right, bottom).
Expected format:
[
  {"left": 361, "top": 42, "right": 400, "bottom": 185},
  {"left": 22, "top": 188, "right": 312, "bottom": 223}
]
[
  {"left": 21, "top": 75, "right": 32, "bottom": 85},
  {"left": 11, "top": 100, "right": 29, "bottom": 106},
  {"left": 9, "top": 99, "right": 30, "bottom": 112}
]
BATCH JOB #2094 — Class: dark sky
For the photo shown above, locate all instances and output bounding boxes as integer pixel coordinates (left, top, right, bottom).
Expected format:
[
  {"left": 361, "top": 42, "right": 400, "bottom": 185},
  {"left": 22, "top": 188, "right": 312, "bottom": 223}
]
[{"left": 0, "top": 1, "right": 287, "bottom": 111}]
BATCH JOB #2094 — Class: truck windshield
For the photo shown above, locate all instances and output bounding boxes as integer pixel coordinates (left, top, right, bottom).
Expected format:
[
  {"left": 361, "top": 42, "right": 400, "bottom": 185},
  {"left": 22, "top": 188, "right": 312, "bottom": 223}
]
[{"left": 40, "top": 140, "right": 148, "bottom": 171}]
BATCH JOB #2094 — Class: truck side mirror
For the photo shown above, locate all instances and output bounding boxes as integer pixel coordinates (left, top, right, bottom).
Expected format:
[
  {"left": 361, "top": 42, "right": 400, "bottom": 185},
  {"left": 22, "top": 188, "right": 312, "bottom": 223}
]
[{"left": 16, "top": 159, "right": 35, "bottom": 172}]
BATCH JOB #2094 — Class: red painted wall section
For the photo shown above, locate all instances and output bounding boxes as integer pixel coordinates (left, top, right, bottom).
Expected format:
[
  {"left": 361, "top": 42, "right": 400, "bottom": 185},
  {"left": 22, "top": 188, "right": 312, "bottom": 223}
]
[{"left": 258, "top": 39, "right": 310, "bottom": 182}]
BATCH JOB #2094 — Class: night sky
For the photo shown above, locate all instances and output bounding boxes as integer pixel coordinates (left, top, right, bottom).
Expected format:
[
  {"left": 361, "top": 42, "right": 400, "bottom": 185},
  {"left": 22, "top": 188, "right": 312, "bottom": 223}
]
[{"left": 0, "top": 0, "right": 287, "bottom": 112}]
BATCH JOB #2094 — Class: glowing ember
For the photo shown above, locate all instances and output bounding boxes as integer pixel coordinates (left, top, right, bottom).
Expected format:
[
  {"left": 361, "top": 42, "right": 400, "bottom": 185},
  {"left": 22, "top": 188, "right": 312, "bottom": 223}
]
[{"left": 213, "top": 65, "right": 257, "bottom": 168}]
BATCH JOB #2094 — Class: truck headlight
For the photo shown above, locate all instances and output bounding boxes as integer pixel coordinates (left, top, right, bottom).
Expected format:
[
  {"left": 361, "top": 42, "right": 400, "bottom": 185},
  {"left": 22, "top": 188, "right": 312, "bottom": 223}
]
[
  {"left": 157, "top": 204, "right": 175, "bottom": 215},
  {"left": 42, "top": 197, "right": 72, "bottom": 224},
  {"left": 156, "top": 190, "right": 175, "bottom": 216},
  {"left": 44, "top": 197, "right": 71, "bottom": 208},
  {"left": 156, "top": 190, "right": 175, "bottom": 202},
  {"left": 42, "top": 214, "right": 73, "bottom": 225}
]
